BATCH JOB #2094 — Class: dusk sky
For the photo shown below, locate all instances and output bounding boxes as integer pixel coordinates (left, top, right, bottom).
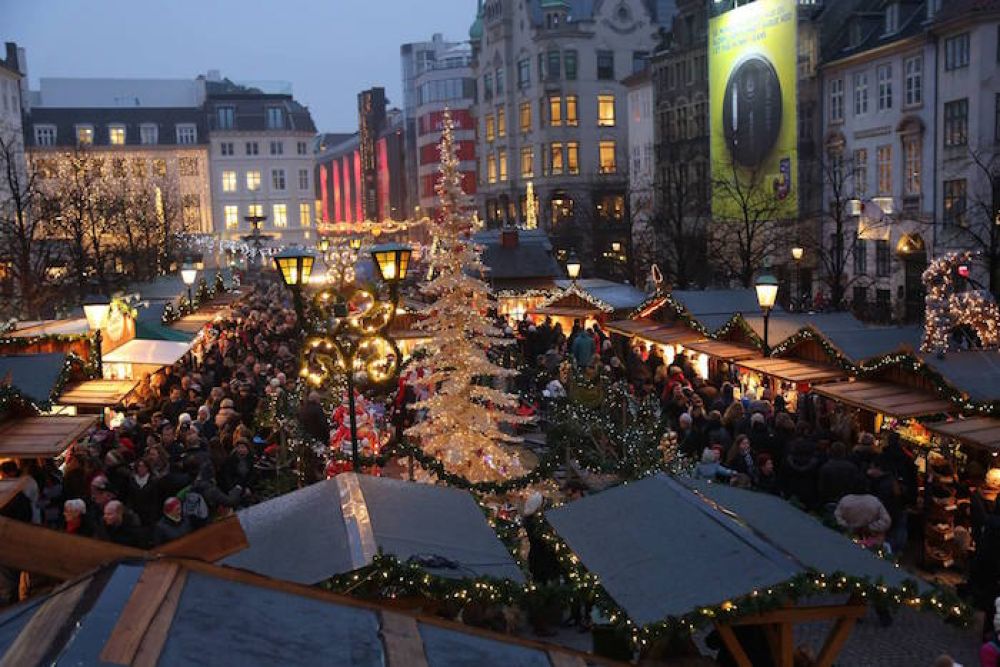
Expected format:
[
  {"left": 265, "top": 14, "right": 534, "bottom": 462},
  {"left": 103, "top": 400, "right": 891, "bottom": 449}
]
[{"left": 2, "top": 0, "right": 474, "bottom": 131}]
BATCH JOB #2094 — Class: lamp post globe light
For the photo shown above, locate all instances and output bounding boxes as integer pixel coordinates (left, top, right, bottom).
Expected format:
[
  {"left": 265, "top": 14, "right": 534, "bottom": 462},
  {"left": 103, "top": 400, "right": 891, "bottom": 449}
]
[
  {"left": 273, "top": 246, "right": 316, "bottom": 324},
  {"left": 566, "top": 251, "right": 582, "bottom": 283},
  {"left": 790, "top": 246, "right": 804, "bottom": 309},
  {"left": 82, "top": 295, "right": 110, "bottom": 332},
  {"left": 349, "top": 235, "right": 363, "bottom": 252},
  {"left": 318, "top": 236, "right": 331, "bottom": 255},
  {"left": 180, "top": 263, "right": 198, "bottom": 307},
  {"left": 755, "top": 271, "right": 779, "bottom": 354}
]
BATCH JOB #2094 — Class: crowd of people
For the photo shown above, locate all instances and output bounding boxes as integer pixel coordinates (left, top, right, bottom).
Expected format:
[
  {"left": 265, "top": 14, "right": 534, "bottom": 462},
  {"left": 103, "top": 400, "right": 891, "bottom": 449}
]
[{"left": 0, "top": 280, "right": 306, "bottom": 603}]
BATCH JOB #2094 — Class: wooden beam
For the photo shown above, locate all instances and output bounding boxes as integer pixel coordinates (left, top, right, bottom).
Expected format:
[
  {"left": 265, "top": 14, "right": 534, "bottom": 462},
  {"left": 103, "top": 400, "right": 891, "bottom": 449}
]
[
  {"left": 0, "top": 575, "right": 89, "bottom": 667},
  {"left": 132, "top": 570, "right": 188, "bottom": 667},
  {"left": 815, "top": 616, "right": 859, "bottom": 667},
  {"left": 714, "top": 624, "right": 752, "bottom": 667},
  {"left": 380, "top": 612, "right": 429, "bottom": 667},
  {"left": 726, "top": 603, "right": 867, "bottom": 626},
  {"left": 156, "top": 516, "right": 248, "bottom": 562},
  {"left": 776, "top": 622, "right": 793, "bottom": 667},
  {"left": 99, "top": 562, "right": 180, "bottom": 665},
  {"left": 0, "top": 516, "right": 143, "bottom": 580}
]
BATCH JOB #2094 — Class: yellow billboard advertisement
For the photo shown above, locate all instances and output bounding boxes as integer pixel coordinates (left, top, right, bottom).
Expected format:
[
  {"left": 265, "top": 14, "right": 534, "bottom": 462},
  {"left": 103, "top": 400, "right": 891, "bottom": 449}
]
[{"left": 709, "top": 0, "right": 798, "bottom": 220}]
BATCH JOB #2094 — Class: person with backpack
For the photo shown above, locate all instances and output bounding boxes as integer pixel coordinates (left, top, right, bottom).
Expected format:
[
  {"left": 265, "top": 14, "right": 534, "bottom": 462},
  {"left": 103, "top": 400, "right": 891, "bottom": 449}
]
[{"left": 153, "top": 497, "right": 193, "bottom": 545}]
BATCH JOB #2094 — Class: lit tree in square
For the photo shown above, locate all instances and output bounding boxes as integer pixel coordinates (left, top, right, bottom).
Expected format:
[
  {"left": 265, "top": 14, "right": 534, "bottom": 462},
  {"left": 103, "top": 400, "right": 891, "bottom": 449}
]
[{"left": 406, "top": 111, "right": 527, "bottom": 482}]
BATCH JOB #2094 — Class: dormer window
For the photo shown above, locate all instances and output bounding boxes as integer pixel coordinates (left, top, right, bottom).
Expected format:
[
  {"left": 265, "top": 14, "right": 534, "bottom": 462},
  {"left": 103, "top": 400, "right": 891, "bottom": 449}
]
[
  {"left": 885, "top": 3, "right": 900, "bottom": 34},
  {"left": 849, "top": 22, "right": 862, "bottom": 48}
]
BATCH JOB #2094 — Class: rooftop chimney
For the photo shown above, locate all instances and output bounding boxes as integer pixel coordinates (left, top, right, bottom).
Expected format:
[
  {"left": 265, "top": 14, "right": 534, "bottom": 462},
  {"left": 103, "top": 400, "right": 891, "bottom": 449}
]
[{"left": 500, "top": 225, "right": 519, "bottom": 249}]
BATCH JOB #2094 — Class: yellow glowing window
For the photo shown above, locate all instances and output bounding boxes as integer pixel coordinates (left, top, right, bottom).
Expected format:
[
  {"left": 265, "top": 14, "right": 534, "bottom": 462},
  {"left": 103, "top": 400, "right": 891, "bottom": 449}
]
[
  {"left": 520, "top": 147, "right": 534, "bottom": 177},
  {"left": 566, "top": 96, "right": 578, "bottom": 126},
  {"left": 246, "top": 170, "right": 261, "bottom": 192},
  {"left": 487, "top": 154, "right": 497, "bottom": 183},
  {"left": 248, "top": 203, "right": 263, "bottom": 219},
  {"left": 300, "top": 202, "right": 312, "bottom": 226},
  {"left": 519, "top": 102, "right": 531, "bottom": 132},
  {"left": 224, "top": 205, "right": 239, "bottom": 229},
  {"left": 549, "top": 96, "right": 562, "bottom": 126},
  {"left": 499, "top": 150, "right": 508, "bottom": 181},
  {"left": 551, "top": 142, "right": 564, "bottom": 175},
  {"left": 497, "top": 107, "right": 506, "bottom": 137},
  {"left": 486, "top": 114, "right": 495, "bottom": 142},
  {"left": 109, "top": 126, "right": 125, "bottom": 145},
  {"left": 273, "top": 204, "right": 287, "bottom": 227},
  {"left": 599, "top": 140, "right": 616, "bottom": 173},
  {"left": 598, "top": 95, "right": 616, "bottom": 126},
  {"left": 76, "top": 126, "right": 93, "bottom": 145},
  {"left": 567, "top": 142, "right": 579, "bottom": 175},
  {"left": 222, "top": 170, "right": 237, "bottom": 193}
]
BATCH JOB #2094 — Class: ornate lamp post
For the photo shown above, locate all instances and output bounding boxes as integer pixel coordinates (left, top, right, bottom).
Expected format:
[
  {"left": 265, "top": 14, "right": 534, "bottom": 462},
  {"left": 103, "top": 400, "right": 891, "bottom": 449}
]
[
  {"left": 300, "top": 243, "right": 413, "bottom": 469},
  {"left": 566, "top": 251, "right": 582, "bottom": 284},
  {"left": 791, "top": 246, "right": 804, "bottom": 309},
  {"left": 83, "top": 294, "right": 109, "bottom": 361},
  {"left": 755, "top": 270, "right": 779, "bottom": 354},
  {"left": 273, "top": 246, "right": 316, "bottom": 324},
  {"left": 180, "top": 262, "right": 198, "bottom": 307}
]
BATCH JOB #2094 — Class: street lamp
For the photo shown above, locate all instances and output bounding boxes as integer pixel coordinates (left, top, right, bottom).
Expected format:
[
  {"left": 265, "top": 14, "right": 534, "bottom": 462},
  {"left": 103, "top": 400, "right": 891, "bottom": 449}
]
[
  {"left": 180, "top": 263, "right": 198, "bottom": 307},
  {"left": 791, "top": 246, "right": 804, "bottom": 309},
  {"left": 318, "top": 236, "right": 331, "bottom": 255},
  {"left": 566, "top": 251, "right": 582, "bottom": 283},
  {"left": 82, "top": 295, "right": 110, "bottom": 332},
  {"left": 302, "top": 244, "right": 413, "bottom": 469},
  {"left": 274, "top": 246, "right": 316, "bottom": 324},
  {"left": 755, "top": 271, "right": 779, "bottom": 354}
]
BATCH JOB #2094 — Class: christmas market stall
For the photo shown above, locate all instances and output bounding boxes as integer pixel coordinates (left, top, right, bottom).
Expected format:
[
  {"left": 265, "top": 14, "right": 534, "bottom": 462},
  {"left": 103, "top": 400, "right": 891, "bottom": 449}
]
[
  {"left": 733, "top": 357, "right": 847, "bottom": 413},
  {"left": 475, "top": 227, "right": 562, "bottom": 323},
  {"left": 101, "top": 340, "right": 193, "bottom": 381},
  {"left": 0, "top": 558, "right": 611, "bottom": 667},
  {"left": 544, "top": 474, "right": 957, "bottom": 665},
  {"left": 528, "top": 279, "right": 645, "bottom": 332},
  {"left": 0, "top": 415, "right": 96, "bottom": 464},
  {"left": 0, "top": 353, "right": 70, "bottom": 409},
  {"left": 54, "top": 379, "right": 139, "bottom": 415},
  {"left": 221, "top": 473, "right": 524, "bottom": 586}
]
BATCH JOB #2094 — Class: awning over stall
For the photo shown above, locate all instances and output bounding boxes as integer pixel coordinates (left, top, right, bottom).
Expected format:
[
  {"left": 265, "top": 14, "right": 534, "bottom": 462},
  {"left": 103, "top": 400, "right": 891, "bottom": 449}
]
[
  {"left": 735, "top": 357, "right": 847, "bottom": 384},
  {"left": 924, "top": 417, "right": 1000, "bottom": 452},
  {"left": 102, "top": 340, "right": 192, "bottom": 367},
  {"left": 0, "top": 415, "right": 96, "bottom": 458},
  {"left": 683, "top": 339, "right": 762, "bottom": 362},
  {"left": 814, "top": 380, "right": 954, "bottom": 419},
  {"left": 57, "top": 379, "right": 139, "bottom": 410},
  {"left": 604, "top": 319, "right": 703, "bottom": 347}
]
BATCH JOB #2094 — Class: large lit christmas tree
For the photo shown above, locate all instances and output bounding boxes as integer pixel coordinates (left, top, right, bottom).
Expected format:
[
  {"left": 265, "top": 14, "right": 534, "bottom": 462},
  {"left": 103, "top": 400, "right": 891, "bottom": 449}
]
[{"left": 407, "top": 111, "right": 527, "bottom": 482}]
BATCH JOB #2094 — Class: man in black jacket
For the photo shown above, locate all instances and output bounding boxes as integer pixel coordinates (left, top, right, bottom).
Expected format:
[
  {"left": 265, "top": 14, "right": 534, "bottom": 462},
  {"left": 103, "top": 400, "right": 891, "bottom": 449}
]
[{"left": 299, "top": 391, "right": 330, "bottom": 444}]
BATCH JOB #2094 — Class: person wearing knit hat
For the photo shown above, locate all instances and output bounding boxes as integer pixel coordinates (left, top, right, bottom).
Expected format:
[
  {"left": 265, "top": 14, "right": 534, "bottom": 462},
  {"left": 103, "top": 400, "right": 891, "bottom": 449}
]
[{"left": 153, "top": 497, "right": 192, "bottom": 546}]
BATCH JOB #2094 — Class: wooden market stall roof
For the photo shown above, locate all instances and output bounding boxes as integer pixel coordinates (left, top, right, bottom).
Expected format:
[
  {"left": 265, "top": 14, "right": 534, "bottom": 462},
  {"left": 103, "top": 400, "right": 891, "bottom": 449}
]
[
  {"left": 683, "top": 339, "right": 762, "bottom": 362},
  {"left": 605, "top": 319, "right": 703, "bottom": 347},
  {"left": 0, "top": 415, "right": 95, "bottom": 458},
  {"left": 57, "top": 379, "right": 139, "bottom": 409},
  {"left": 924, "top": 417, "right": 1000, "bottom": 452},
  {"left": 102, "top": 339, "right": 192, "bottom": 367},
  {"left": 735, "top": 357, "right": 847, "bottom": 384},
  {"left": 813, "top": 380, "right": 954, "bottom": 419}
]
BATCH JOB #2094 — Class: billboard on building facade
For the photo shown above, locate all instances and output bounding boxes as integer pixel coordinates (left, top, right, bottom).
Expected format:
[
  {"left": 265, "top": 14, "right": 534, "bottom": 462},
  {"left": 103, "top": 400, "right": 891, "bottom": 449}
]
[{"left": 709, "top": 0, "right": 798, "bottom": 219}]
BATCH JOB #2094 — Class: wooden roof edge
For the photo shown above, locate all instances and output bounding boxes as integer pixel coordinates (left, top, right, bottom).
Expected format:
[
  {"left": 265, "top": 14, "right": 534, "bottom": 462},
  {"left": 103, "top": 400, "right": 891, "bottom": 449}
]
[{"left": 0, "top": 477, "right": 29, "bottom": 509}]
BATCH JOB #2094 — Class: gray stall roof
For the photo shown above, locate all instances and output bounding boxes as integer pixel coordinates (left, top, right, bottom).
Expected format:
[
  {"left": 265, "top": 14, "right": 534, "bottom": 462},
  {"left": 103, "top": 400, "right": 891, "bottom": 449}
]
[
  {"left": 918, "top": 350, "right": 1000, "bottom": 403},
  {"left": 821, "top": 325, "right": 922, "bottom": 363},
  {"left": 546, "top": 474, "right": 919, "bottom": 627},
  {"left": 0, "top": 560, "right": 599, "bottom": 667},
  {"left": 0, "top": 353, "right": 66, "bottom": 404},
  {"left": 553, "top": 279, "right": 647, "bottom": 311},
  {"left": 671, "top": 289, "right": 761, "bottom": 317},
  {"left": 222, "top": 473, "right": 524, "bottom": 584}
]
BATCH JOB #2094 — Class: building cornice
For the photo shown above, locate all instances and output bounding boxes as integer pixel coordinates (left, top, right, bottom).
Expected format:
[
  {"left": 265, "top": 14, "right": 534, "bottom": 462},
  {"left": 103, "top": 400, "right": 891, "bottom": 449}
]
[{"left": 821, "top": 33, "right": 927, "bottom": 71}]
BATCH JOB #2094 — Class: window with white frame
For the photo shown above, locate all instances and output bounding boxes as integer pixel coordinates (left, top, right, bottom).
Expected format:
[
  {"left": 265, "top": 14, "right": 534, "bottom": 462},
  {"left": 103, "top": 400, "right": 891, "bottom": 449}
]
[
  {"left": 140, "top": 124, "right": 158, "bottom": 145},
  {"left": 266, "top": 107, "right": 284, "bottom": 129},
  {"left": 904, "top": 56, "right": 922, "bottom": 106},
  {"left": 34, "top": 125, "right": 56, "bottom": 146},
  {"left": 944, "top": 99, "right": 968, "bottom": 147},
  {"left": 220, "top": 141, "right": 234, "bottom": 156},
  {"left": 272, "top": 203, "right": 287, "bottom": 227},
  {"left": 853, "top": 72, "right": 868, "bottom": 115},
  {"left": 903, "top": 135, "right": 921, "bottom": 196},
  {"left": 298, "top": 169, "right": 309, "bottom": 190},
  {"left": 829, "top": 78, "right": 844, "bottom": 122},
  {"left": 109, "top": 125, "right": 126, "bottom": 145},
  {"left": 269, "top": 141, "right": 283, "bottom": 156},
  {"left": 272, "top": 169, "right": 286, "bottom": 190},
  {"left": 297, "top": 141, "right": 307, "bottom": 155},
  {"left": 176, "top": 124, "right": 197, "bottom": 144},
  {"left": 853, "top": 148, "right": 868, "bottom": 197},
  {"left": 876, "top": 145, "right": 892, "bottom": 195},
  {"left": 247, "top": 203, "right": 263, "bottom": 219},
  {"left": 299, "top": 202, "right": 312, "bottom": 226},
  {"left": 222, "top": 170, "right": 237, "bottom": 193},
  {"left": 944, "top": 33, "right": 970, "bottom": 70},
  {"left": 224, "top": 205, "right": 239, "bottom": 229},
  {"left": 246, "top": 141, "right": 259, "bottom": 155},
  {"left": 246, "top": 170, "right": 261, "bottom": 192},
  {"left": 877, "top": 64, "right": 892, "bottom": 111}
]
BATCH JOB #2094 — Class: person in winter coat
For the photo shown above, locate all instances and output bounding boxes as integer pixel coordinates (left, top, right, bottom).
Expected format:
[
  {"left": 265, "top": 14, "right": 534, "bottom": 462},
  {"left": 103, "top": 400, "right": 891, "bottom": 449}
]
[
  {"left": 190, "top": 462, "right": 242, "bottom": 516},
  {"left": 125, "top": 459, "right": 162, "bottom": 527},
  {"left": 834, "top": 493, "right": 891, "bottom": 542},
  {"left": 298, "top": 391, "right": 330, "bottom": 444},
  {"left": 726, "top": 434, "right": 757, "bottom": 481},
  {"left": 153, "top": 497, "right": 193, "bottom": 546},
  {"left": 96, "top": 500, "right": 143, "bottom": 548},
  {"left": 818, "top": 442, "right": 863, "bottom": 506},
  {"left": 570, "top": 327, "right": 596, "bottom": 367},
  {"left": 62, "top": 498, "right": 91, "bottom": 537},
  {"left": 867, "top": 457, "right": 906, "bottom": 554},
  {"left": 693, "top": 448, "right": 734, "bottom": 482},
  {"left": 220, "top": 439, "right": 257, "bottom": 499},
  {"left": 704, "top": 410, "right": 732, "bottom": 452},
  {"left": 783, "top": 438, "right": 821, "bottom": 510}
]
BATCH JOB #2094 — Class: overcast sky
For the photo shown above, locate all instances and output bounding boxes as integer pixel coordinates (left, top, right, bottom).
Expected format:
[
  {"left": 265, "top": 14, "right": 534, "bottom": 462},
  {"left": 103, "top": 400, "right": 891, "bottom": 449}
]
[{"left": 2, "top": 0, "right": 474, "bottom": 131}]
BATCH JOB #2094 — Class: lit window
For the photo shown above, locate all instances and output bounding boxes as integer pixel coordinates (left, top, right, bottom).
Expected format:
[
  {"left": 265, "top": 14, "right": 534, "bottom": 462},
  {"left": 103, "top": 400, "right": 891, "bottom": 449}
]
[
  {"left": 486, "top": 114, "right": 496, "bottom": 142},
  {"left": 876, "top": 145, "right": 891, "bottom": 195},
  {"left": 599, "top": 140, "right": 617, "bottom": 173},
  {"left": 566, "top": 96, "right": 578, "bottom": 126},
  {"left": 140, "top": 124, "right": 158, "bottom": 145},
  {"left": 109, "top": 125, "right": 126, "bottom": 145},
  {"left": 598, "top": 95, "right": 616, "bottom": 126},
  {"left": 76, "top": 125, "right": 93, "bottom": 145},
  {"left": 944, "top": 98, "right": 968, "bottom": 147},
  {"left": 520, "top": 146, "right": 534, "bottom": 177},
  {"left": 272, "top": 168, "right": 286, "bottom": 190},
  {"left": 567, "top": 142, "right": 579, "bottom": 175},
  {"left": 298, "top": 169, "right": 309, "bottom": 190},
  {"left": 499, "top": 150, "right": 508, "bottom": 181},
  {"left": 497, "top": 107, "right": 506, "bottom": 137},
  {"left": 549, "top": 96, "right": 563, "bottom": 127},
  {"left": 246, "top": 170, "right": 261, "bottom": 192},
  {"left": 176, "top": 124, "right": 197, "bottom": 144},
  {"left": 222, "top": 170, "right": 237, "bottom": 193},
  {"left": 519, "top": 102, "right": 532, "bottom": 133},
  {"left": 34, "top": 125, "right": 56, "bottom": 146},
  {"left": 300, "top": 202, "right": 312, "bottom": 226},
  {"left": 487, "top": 154, "right": 497, "bottom": 183},
  {"left": 224, "top": 205, "right": 239, "bottom": 229},
  {"left": 273, "top": 204, "right": 287, "bottom": 227},
  {"left": 943, "top": 179, "right": 967, "bottom": 225},
  {"left": 550, "top": 142, "right": 564, "bottom": 175},
  {"left": 270, "top": 141, "right": 283, "bottom": 156},
  {"left": 248, "top": 203, "right": 263, "bottom": 219}
]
